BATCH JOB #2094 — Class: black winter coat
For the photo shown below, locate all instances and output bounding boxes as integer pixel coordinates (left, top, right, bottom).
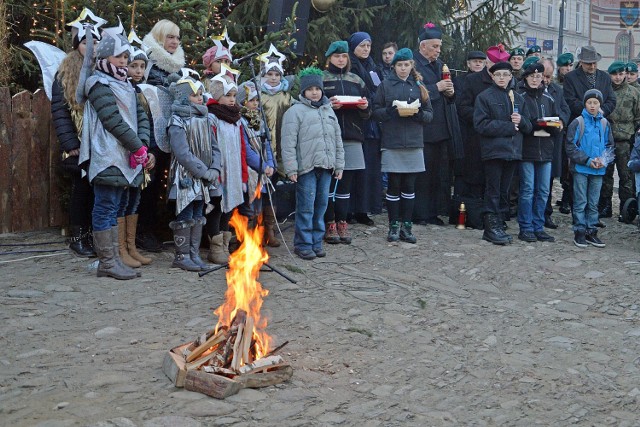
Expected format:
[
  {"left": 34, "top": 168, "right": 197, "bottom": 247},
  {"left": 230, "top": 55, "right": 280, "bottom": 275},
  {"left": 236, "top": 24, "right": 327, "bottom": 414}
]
[
  {"left": 517, "top": 82, "right": 559, "bottom": 162},
  {"left": 372, "top": 73, "right": 433, "bottom": 150},
  {"left": 546, "top": 82, "right": 571, "bottom": 177},
  {"left": 473, "top": 83, "right": 533, "bottom": 161},
  {"left": 322, "top": 64, "right": 370, "bottom": 143},
  {"left": 456, "top": 68, "right": 494, "bottom": 184},
  {"left": 146, "top": 64, "right": 172, "bottom": 87},
  {"left": 563, "top": 67, "right": 616, "bottom": 121},
  {"left": 51, "top": 75, "right": 81, "bottom": 172},
  {"left": 413, "top": 52, "right": 452, "bottom": 143}
]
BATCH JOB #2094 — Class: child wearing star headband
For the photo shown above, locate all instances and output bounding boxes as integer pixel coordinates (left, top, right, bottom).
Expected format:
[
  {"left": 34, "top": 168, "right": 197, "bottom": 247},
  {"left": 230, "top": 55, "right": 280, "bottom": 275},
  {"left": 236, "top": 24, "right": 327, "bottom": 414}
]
[
  {"left": 236, "top": 81, "right": 279, "bottom": 247},
  {"left": 167, "top": 76, "right": 222, "bottom": 271},
  {"left": 51, "top": 8, "right": 105, "bottom": 258},
  {"left": 78, "top": 23, "right": 150, "bottom": 280},
  {"left": 205, "top": 69, "right": 248, "bottom": 264}
]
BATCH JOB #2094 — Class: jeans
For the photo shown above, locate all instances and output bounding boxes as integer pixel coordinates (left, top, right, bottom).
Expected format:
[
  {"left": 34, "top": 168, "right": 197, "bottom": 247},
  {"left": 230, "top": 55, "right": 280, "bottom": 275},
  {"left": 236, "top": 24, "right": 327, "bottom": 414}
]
[
  {"left": 483, "top": 159, "right": 517, "bottom": 218},
  {"left": 93, "top": 184, "right": 126, "bottom": 232},
  {"left": 176, "top": 200, "right": 204, "bottom": 222},
  {"left": 572, "top": 172, "right": 602, "bottom": 232},
  {"left": 518, "top": 161, "right": 551, "bottom": 232},
  {"left": 117, "top": 187, "right": 142, "bottom": 217},
  {"left": 294, "top": 168, "right": 331, "bottom": 251}
]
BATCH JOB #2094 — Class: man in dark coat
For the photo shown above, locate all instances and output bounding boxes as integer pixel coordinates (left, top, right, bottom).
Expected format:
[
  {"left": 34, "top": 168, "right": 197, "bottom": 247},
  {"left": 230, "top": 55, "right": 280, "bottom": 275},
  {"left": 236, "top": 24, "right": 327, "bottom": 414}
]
[
  {"left": 541, "top": 57, "right": 571, "bottom": 229},
  {"left": 562, "top": 45, "right": 617, "bottom": 218},
  {"left": 412, "top": 23, "right": 457, "bottom": 225},
  {"left": 456, "top": 45, "right": 510, "bottom": 199}
]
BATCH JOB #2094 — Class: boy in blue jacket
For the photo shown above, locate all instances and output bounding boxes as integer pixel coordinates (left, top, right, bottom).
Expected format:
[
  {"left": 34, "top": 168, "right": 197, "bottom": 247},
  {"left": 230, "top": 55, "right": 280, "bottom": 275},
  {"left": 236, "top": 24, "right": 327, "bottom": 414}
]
[{"left": 565, "top": 89, "right": 614, "bottom": 248}]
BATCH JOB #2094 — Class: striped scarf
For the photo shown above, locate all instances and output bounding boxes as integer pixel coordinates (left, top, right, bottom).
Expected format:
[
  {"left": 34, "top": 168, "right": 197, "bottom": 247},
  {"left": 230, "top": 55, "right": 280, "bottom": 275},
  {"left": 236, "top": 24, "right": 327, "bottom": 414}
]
[{"left": 96, "top": 59, "right": 128, "bottom": 82}]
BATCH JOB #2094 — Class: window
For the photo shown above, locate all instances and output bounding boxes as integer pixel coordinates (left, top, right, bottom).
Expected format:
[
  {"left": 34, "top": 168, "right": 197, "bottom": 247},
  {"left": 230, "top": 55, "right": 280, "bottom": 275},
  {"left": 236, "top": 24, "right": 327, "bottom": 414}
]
[
  {"left": 617, "top": 32, "right": 632, "bottom": 62},
  {"left": 563, "top": 1, "right": 568, "bottom": 30},
  {"left": 531, "top": 0, "right": 539, "bottom": 23},
  {"left": 576, "top": 2, "right": 582, "bottom": 33},
  {"left": 548, "top": 4, "right": 554, "bottom": 26}
]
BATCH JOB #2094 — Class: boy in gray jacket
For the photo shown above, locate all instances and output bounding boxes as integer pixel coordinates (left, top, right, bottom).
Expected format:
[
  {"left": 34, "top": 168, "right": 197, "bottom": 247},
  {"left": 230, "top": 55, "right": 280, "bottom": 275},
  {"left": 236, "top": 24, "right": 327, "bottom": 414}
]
[{"left": 281, "top": 67, "right": 345, "bottom": 260}]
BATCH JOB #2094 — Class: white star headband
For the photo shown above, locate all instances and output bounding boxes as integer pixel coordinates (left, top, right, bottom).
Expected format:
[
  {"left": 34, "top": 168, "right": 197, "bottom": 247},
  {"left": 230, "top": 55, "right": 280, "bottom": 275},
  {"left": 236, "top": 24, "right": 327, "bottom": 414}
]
[
  {"left": 258, "top": 44, "right": 286, "bottom": 75},
  {"left": 210, "top": 64, "right": 241, "bottom": 95},
  {"left": 127, "top": 28, "right": 147, "bottom": 60},
  {"left": 177, "top": 77, "right": 205, "bottom": 95},
  {"left": 180, "top": 68, "right": 201, "bottom": 79},
  {"left": 211, "top": 27, "right": 236, "bottom": 60},
  {"left": 67, "top": 7, "right": 107, "bottom": 41},
  {"left": 100, "top": 18, "right": 131, "bottom": 57}
]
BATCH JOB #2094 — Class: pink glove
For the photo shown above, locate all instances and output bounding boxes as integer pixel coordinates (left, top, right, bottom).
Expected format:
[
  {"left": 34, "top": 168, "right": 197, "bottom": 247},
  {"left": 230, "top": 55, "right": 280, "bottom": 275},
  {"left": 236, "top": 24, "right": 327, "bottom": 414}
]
[{"left": 129, "top": 146, "right": 148, "bottom": 169}]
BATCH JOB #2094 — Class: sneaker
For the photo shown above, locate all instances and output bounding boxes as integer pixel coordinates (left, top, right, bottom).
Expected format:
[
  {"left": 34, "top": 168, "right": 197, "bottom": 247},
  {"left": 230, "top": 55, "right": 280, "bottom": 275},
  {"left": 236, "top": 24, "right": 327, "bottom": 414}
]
[
  {"left": 585, "top": 231, "right": 605, "bottom": 248},
  {"left": 336, "top": 220, "right": 352, "bottom": 244},
  {"left": 313, "top": 247, "right": 326, "bottom": 257},
  {"left": 294, "top": 247, "right": 316, "bottom": 260},
  {"left": 518, "top": 231, "right": 537, "bottom": 242},
  {"left": 573, "top": 230, "right": 588, "bottom": 248},
  {"left": 400, "top": 222, "right": 417, "bottom": 244},
  {"left": 387, "top": 221, "right": 400, "bottom": 242},
  {"left": 534, "top": 230, "right": 555, "bottom": 242},
  {"left": 324, "top": 222, "right": 340, "bottom": 244}
]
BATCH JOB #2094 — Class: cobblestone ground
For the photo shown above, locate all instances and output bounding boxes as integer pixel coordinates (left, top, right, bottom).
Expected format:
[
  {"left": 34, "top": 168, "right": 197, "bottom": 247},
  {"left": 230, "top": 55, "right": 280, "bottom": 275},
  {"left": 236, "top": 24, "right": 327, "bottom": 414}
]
[{"left": 1, "top": 194, "right": 640, "bottom": 427}]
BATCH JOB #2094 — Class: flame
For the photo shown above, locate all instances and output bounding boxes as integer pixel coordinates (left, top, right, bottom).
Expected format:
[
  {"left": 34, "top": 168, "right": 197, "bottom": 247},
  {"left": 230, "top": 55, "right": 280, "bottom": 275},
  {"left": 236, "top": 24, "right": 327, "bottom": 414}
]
[{"left": 214, "top": 210, "right": 271, "bottom": 361}]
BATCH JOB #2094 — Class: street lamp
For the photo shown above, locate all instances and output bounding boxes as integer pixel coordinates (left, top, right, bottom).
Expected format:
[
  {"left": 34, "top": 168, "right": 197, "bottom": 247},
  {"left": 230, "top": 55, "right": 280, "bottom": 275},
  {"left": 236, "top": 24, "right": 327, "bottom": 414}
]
[{"left": 558, "top": 0, "right": 566, "bottom": 56}]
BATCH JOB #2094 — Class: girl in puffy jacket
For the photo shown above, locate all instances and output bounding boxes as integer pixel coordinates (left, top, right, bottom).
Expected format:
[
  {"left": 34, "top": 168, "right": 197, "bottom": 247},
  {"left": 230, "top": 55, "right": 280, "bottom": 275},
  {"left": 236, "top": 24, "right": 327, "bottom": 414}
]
[{"left": 281, "top": 67, "right": 345, "bottom": 260}]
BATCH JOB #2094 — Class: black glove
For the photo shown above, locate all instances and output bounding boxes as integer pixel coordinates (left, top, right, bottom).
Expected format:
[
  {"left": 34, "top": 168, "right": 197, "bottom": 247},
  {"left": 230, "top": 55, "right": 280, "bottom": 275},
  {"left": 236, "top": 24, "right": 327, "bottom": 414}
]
[{"left": 386, "top": 105, "right": 399, "bottom": 118}]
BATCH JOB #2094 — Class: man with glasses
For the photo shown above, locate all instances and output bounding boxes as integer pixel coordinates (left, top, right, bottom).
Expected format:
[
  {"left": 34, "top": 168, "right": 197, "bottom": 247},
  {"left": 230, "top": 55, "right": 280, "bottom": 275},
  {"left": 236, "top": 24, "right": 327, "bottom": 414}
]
[
  {"left": 474, "top": 61, "right": 533, "bottom": 245},
  {"left": 562, "top": 46, "right": 617, "bottom": 218},
  {"left": 601, "top": 61, "right": 640, "bottom": 221}
]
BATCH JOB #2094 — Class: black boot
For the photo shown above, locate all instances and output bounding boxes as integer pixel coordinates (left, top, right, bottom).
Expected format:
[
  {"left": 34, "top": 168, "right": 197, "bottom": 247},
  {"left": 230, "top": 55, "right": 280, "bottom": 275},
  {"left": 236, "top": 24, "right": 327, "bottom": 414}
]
[
  {"left": 559, "top": 191, "right": 571, "bottom": 214},
  {"left": 170, "top": 220, "right": 201, "bottom": 272},
  {"left": 482, "top": 213, "right": 510, "bottom": 245},
  {"left": 400, "top": 222, "right": 417, "bottom": 243},
  {"left": 69, "top": 225, "right": 95, "bottom": 257},
  {"left": 598, "top": 199, "right": 612, "bottom": 218}
]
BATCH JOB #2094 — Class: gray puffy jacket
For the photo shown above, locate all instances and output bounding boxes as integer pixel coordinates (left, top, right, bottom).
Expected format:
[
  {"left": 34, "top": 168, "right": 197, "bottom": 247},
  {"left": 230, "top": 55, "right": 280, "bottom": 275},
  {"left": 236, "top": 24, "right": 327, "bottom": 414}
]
[{"left": 281, "top": 96, "right": 345, "bottom": 177}]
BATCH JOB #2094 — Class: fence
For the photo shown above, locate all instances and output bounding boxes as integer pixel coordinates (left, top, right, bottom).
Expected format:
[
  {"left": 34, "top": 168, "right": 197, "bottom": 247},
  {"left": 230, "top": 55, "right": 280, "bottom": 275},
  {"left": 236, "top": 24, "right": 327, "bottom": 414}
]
[{"left": 0, "top": 87, "right": 65, "bottom": 233}]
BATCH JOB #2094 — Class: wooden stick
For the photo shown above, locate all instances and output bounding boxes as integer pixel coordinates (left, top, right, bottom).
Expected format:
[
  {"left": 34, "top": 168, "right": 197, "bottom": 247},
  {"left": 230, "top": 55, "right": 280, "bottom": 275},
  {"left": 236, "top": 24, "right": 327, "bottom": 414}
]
[
  {"left": 185, "top": 330, "right": 227, "bottom": 363},
  {"left": 242, "top": 316, "right": 254, "bottom": 366},
  {"left": 266, "top": 340, "right": 289, "bottom": 357},
  {"left": 230, "top": 323, "right": 244, "bottom": 372}
]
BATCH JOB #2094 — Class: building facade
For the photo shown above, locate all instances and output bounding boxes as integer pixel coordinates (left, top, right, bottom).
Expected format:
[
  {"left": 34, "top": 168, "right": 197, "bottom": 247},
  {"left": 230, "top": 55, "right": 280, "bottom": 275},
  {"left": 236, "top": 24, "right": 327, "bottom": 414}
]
[{"left": 590, "top": 0, "right": 640, "bottom": 67}]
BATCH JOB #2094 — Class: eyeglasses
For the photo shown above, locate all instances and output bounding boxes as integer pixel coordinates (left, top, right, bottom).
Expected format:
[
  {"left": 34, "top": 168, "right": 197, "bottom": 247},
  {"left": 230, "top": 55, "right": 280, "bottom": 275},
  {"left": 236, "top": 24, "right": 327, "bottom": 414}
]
[{"left": 493, "top": 72, "right": 512, "bottom": 78}]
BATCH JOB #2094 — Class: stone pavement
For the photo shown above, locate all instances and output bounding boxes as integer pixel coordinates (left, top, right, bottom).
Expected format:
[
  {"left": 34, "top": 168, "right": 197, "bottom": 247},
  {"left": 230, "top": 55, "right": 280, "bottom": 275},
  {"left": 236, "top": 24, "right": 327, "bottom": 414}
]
[{"left": 1, "top": 203, "right": 639, "bottom": 426}]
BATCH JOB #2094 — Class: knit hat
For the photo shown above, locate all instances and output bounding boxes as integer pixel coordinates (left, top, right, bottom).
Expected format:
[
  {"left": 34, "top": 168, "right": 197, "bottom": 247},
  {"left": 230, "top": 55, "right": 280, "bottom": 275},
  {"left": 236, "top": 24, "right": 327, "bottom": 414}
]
[
  {"left": 209, "top": 73, "right": 237, "bottom": 101},
  {"left": 467, "top": 51, "right": 486, "bottom": 60},
  {"left": 509, "top": 47, "right": 525, "bottom": 58},
  {"left": 170, "top": 76, "right": 204, "bottom": 105},
  {"left": 627, "top": 62, "right": 639, "bottom": 73},
  {"left": 236, "top": 81, "right": 258, "bottom": 106},
  {"left": 127, "top": 29, "right": 148, "bottom": 64},
  {"left": 348, "top": 32, "right": 372, "bottom": 52},
  {"left": 391, "top": 48, "right": 413, "bottom": 65},
  {"left": 489, "top": 61, "right": 513, "bottom": 74},
  {"left": 298, "top": 67, "right": 324, "bottom": 96},
  {"left": 67, "top": 8, "right": 106, "bottom": 49},
  {"left": 203, "top": 28, "right": 235, "bottom": 68},
  {"left": 418, "top": 22, "right": 442, "bottom": 42},
  {"left": 325, "top": 41, "right": 349, "bottom": 57},
  {"left": 486, "top": 44, "right": 510, "bottom": 64},
  {"left": 522, "top": 61, "right": 545, "bottom": 78},
  {"left": 556, "top": 52, "right": 574, "bottom": 67},
  {"left": 95, "top": 19, "right": 130, "bottom": 60},
  {"left": 526, "top": 45, "right": 542, "bottom": 56},
  {"left": 522, "top": 56, "right": 540, "bottom": 70},
  {"left": 583, "top": 88, "right": 603, "bottom": 104},
  {"left": 608, "top": 61, "right": 627, "bottom": 74}
]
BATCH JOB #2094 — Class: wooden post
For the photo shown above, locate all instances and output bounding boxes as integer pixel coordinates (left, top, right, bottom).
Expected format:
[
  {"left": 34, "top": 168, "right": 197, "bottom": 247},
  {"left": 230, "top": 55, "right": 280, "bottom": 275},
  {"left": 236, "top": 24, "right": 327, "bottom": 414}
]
[
  {"left": 0, "top": 87, "right": 12, "bottom": 233},
  {"left": 10, "top": 91, "right": 32, "bottom": 232},
  {"left": 31, "top": 90, "right": 50, "bottom": 230}
]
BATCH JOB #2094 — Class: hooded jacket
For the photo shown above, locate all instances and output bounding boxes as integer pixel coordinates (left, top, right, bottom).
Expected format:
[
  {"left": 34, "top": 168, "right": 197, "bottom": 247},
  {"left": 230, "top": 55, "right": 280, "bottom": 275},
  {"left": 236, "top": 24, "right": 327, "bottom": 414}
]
[
  {"left": 565, "top": 108, "right": 614, "bottom": 175},
  {"left": 281, "top": 95, "right": 345, "bottom": 177},
  {"left": 473, "top": 83, "right": 533, "bottom": 161}
]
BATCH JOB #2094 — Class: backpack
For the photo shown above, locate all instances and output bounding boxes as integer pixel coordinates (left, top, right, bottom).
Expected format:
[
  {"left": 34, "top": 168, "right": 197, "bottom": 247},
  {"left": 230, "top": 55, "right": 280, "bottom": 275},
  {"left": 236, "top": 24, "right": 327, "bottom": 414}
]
[{"left": 572, "top": 115, "right": 608, "bottom": 146}]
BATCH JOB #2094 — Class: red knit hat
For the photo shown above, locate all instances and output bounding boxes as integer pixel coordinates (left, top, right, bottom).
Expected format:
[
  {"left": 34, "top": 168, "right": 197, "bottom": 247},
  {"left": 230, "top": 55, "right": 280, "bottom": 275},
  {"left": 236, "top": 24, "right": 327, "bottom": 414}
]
[{"left": 486, "top": 44, "right": 510, "bottom": 63}]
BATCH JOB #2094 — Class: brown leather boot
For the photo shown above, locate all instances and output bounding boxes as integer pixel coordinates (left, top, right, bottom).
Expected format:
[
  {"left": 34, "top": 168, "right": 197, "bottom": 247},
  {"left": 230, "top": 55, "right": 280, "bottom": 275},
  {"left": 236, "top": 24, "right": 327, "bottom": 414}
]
[
  {"left": 222, "top": 231, "right": 232, "bottom": 258},
  {"left": 262, "top": 205, "right": 281, "bottom": 247},
  {"left": 117, "top": 217, "right": 141, "bottom": 268},
  {"left": 125, "top": 214, "right": 152, "bottom": 265}
]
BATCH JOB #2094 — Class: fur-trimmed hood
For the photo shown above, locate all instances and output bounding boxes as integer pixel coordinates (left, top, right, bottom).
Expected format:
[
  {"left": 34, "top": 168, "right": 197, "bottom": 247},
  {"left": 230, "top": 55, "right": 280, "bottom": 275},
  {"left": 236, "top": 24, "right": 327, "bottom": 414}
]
[{"left": 142, "top": 33, "right": 185, "bottom": 74}]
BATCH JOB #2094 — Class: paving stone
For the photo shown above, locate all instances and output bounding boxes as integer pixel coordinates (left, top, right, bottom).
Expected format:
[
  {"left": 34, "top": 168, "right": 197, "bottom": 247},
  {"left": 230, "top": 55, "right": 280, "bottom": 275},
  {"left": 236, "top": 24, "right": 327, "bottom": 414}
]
[
  {"left": 142, "top": 416, "right": 201, "bottom": 427},
  {"left": 94, "top": 327, "right": 121, "bottom": 338},
  {"left": 182, "top": 400, "right": 236, "bottom": 417},
  {"left": 7, "top": 289, "right": 45, "bottom": 298}
]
